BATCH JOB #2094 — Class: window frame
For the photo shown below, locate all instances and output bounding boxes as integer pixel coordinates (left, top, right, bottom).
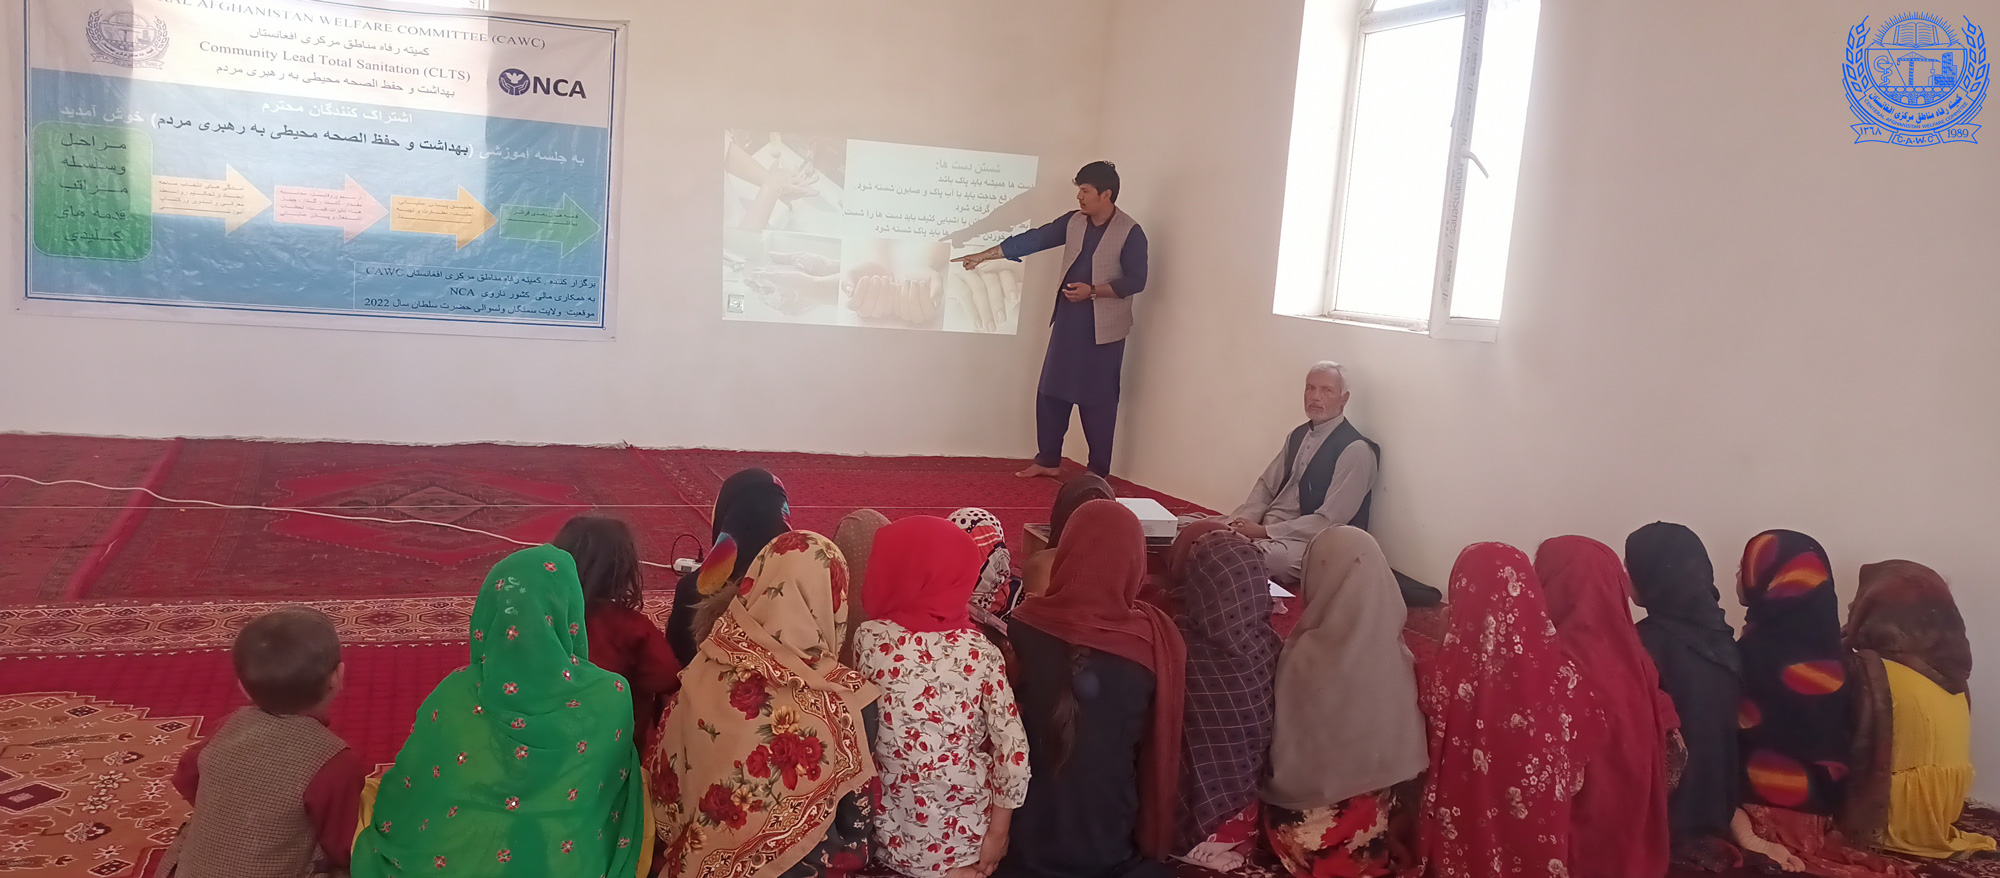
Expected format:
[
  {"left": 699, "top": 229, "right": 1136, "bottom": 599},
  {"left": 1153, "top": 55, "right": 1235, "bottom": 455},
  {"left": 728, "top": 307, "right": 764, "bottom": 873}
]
[{"left": 1321, "top": 0, "right": 1502, "bottom": 342}]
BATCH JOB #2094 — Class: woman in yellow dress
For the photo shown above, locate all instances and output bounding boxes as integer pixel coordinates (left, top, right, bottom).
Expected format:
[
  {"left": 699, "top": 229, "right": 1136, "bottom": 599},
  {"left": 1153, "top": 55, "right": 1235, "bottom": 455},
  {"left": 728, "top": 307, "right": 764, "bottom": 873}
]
[{"left": 1843, "top": 559, "right": 1995, "bottom": 859}]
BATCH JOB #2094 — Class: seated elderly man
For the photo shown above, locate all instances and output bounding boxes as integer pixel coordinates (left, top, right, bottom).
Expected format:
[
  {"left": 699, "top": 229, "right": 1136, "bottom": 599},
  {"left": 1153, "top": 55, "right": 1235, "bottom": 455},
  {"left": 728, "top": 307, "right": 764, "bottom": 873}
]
[{"left": 1222, "top": 361, "right": 1378, "bottom": 583}]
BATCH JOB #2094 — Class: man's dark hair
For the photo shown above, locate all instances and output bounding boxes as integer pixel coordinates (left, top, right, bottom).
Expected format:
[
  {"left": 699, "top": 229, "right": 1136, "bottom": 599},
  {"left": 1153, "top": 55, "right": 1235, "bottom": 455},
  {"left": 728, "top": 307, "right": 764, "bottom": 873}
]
[
  {"left": 554, "top": 514, "right": 644, "bottom": 611},
  {"left": 1074, "top": 161, "right": 1120, "bottom": 202},
  {"left": 233, "top": 607, "right": 341, "bottom": 715}
]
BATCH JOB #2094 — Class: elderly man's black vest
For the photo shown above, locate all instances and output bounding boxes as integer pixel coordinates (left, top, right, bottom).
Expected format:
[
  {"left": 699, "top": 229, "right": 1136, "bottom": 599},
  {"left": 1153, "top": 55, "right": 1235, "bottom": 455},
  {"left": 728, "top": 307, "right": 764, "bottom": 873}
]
[{"left": 1279, "top": 418, "right": 1379, "bottom": 530}]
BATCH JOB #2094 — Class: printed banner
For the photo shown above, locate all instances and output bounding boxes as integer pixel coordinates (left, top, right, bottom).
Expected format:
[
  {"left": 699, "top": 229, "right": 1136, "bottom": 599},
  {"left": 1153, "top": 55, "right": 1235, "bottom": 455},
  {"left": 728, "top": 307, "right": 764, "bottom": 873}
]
[
  {"left": 721, "top": 130, "right": 1041, "bottom": 335},
  {"left": 23, "top": 0, "right": 622, "bottom": 337}
]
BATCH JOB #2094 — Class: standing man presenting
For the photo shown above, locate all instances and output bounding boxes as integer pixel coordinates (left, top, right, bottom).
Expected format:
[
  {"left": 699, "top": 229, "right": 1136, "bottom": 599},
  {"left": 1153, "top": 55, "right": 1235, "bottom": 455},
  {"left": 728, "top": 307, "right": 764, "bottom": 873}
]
[{"left": 955, "top": 161, "right": 1148, "bottom": 478}]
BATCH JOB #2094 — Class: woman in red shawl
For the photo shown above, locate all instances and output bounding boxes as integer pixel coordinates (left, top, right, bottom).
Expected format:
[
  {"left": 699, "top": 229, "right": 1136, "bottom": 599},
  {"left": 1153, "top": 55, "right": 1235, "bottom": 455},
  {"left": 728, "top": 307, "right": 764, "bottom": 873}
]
[
  {"left": 1417, "top": 542, "right": 1602, "bottom": 878},
  {"left": 1536, "top": 536, "right": 1679, "bottom": 878},
  {"left": 998, "top": 500, "right": 1186, "bottom": 878}
]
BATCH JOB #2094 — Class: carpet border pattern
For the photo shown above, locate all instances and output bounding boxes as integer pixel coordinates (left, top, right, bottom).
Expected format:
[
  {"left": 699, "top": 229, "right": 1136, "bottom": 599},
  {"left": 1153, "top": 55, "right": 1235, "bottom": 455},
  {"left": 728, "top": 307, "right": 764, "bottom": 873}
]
[{"left": 0, "top": 595, "right": 673, "bottom": 657}]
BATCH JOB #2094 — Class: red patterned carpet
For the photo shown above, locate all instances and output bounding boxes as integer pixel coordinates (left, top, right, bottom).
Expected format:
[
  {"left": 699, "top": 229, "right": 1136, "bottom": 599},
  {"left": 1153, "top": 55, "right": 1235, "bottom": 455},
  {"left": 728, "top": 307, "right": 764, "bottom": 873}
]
[
  {"left": 23, "top": 436, "right": 1992, "bottom": 878},
  {"left": 0, "top": 596, "right": 1399, "bottom": 878},
  {"left": 0, "top": 436, "right": 1210, "bottom": 605},
  {"left": 0, "top": 596, "right": 531, "bottom": 877},
  {"left": 0, "top": 436, "right": 179, "bottom": 604},
  {"left": 1665, "top": 832, "right": 2000, "bottom": 878},
  {"left": 4, "top": 595, "right": 1995, "bottom": 878},
  {"left": 0, "top": 436, "right": 1224, "bottom": 875}
]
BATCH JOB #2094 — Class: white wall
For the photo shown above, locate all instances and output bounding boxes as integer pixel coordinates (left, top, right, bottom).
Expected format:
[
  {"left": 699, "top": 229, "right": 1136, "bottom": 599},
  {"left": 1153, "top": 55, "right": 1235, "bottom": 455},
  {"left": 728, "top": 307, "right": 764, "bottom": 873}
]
[
  {"left": 9, "top": 0, "right": 2000, "bottom": 783},
  {"left": 1098, "top": 0, "right": 2000, "bottom": 792},
  {"left": 0, "top": 0, "right": 1113, "bottom": 455}
]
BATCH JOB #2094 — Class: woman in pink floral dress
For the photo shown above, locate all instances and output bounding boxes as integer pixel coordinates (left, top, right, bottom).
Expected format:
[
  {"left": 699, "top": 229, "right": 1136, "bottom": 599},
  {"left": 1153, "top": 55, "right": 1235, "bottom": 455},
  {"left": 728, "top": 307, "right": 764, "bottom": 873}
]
[{"left": 853, "top": 515, "right": 1032, "bottom": 878}]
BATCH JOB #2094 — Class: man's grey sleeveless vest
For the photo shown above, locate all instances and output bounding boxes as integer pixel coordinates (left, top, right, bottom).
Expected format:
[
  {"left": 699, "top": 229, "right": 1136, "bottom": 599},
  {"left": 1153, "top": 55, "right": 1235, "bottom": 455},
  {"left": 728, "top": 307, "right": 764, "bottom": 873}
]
[{"left": 1057, "top": 208, "right": 1138, "bottom": 344}]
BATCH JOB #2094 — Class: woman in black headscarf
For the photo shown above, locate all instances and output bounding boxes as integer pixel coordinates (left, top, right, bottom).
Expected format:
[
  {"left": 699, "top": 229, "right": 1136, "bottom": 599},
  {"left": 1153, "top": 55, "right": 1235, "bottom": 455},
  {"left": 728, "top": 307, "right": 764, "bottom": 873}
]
[
  {"left": 665, "top": 468, "right": 791, "bottom": 664},
  {"left": 1625, "top": 522, "right": 1740, "bottom": 868}
]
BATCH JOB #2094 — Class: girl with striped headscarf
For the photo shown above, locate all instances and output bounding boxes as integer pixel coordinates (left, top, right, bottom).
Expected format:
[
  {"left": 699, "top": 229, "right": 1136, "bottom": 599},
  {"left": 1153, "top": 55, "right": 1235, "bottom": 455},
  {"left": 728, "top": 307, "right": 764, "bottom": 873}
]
[{"left": 1730, "top": 530, "right": 1909, "bottom": 878}]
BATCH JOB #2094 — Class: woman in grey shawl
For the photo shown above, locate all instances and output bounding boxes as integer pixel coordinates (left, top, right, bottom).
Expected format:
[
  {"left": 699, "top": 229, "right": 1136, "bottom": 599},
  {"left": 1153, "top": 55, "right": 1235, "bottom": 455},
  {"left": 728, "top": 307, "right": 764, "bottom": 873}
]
[{"left": 1261, "top": 526, "right": 1428, "bottom": 878}]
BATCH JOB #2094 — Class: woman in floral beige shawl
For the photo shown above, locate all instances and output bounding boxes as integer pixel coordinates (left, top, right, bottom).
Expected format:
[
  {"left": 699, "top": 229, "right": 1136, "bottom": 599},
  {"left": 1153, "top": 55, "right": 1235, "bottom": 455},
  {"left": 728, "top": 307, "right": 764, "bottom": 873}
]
[{"left": 647, "top": 531, "right": 881, "bottom": 878}]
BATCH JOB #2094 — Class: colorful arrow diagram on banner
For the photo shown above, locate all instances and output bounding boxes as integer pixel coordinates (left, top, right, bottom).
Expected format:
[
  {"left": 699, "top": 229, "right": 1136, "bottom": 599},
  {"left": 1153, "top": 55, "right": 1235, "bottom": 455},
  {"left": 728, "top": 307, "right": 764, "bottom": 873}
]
[
  {"left": 390, "top": 186, "right": 495, "bottom": 249},
  {"left": 273, "top": 177, "right": 386, "bottom": 242},
  {"left": 498, "top": 195, "right": 602, "bottom": 256},
  {"left": 152, "top": 166, "right": 270, "bottom": 233}
]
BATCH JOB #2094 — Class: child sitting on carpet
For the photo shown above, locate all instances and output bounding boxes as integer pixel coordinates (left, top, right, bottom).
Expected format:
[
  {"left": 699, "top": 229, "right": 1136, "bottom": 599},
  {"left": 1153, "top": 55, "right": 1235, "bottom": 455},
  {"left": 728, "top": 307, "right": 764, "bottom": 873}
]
[
  {"left": 163, "top": 606, "right": 365, "bottom": 878},
  {"left": 554, "top": 514, "right": 681, "bottom": 751}
]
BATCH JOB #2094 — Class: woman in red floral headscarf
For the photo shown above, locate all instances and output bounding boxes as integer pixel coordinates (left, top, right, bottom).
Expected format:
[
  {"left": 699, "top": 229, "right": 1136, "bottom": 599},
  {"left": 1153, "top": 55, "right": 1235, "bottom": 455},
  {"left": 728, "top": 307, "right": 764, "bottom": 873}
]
[
  {"left": 1416, "top": 542, "right": 1603, "bottom": 878},
  {"left": 647, "top": 531, "right": 880, "bottom": 878}
]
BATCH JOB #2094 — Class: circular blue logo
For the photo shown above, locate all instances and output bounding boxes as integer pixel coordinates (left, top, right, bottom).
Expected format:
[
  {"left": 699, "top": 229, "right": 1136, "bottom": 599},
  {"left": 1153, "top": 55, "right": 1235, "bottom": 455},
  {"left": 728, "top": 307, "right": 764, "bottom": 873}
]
[
  {"left": 498, "top": 68, "right": 531, "bottom": 96},
  {"left": 1844, "top": 14, "right": 1988, "bottom": 145}
]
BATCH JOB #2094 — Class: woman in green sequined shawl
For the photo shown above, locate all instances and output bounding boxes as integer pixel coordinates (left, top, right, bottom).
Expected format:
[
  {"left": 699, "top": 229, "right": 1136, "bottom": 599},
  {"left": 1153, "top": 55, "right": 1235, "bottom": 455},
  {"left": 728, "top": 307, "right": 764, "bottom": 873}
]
[{"left": 352, "top": 545, "right": 649, "bottom": 877}]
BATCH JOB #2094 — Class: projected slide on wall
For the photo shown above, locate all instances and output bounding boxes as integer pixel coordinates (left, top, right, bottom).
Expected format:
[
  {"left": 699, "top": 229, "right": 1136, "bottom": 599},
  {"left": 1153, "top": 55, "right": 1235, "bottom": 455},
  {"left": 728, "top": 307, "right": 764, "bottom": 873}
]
[
  {"left": 22, "top": 0, "right": 620, "bottom": 338},
  {"left": 722, "top": 131, "right": 1039, "bottom": 334}
]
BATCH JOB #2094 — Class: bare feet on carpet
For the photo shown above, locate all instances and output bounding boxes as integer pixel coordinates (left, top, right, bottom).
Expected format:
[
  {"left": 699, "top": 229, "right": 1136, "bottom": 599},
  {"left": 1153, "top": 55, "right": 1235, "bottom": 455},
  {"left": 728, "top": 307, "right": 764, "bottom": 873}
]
[
  {"left": 1015, "top": 464, "right": 1063, "bottom": 479},
  {"left": 1180, "top": 842, "right": 1248, "bottom": 874},
  {"left": 1732, "top": 809, "right": 1805, "bottom": 873}
]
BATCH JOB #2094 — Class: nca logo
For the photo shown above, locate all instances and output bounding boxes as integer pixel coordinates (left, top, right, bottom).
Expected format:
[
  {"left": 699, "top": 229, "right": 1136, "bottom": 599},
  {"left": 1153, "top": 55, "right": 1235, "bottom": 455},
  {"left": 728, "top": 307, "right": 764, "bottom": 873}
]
[{"left": 497, "top": 68, "right": 588, "bottom": 99}]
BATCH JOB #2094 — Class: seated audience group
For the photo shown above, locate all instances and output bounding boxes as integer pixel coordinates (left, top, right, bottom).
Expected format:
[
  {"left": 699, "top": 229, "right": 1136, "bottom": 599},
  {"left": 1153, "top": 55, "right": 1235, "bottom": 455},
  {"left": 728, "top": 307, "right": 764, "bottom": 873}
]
[{"left": 164, "top": 396, "right": 1987, "bottom": 878}]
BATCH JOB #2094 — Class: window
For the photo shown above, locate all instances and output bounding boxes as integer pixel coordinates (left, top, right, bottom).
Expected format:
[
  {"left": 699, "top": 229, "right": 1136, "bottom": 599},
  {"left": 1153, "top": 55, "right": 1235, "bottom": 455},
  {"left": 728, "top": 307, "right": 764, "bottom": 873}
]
[{"left": 1278, "top": 0, "right": 1542, "bottom": 340}]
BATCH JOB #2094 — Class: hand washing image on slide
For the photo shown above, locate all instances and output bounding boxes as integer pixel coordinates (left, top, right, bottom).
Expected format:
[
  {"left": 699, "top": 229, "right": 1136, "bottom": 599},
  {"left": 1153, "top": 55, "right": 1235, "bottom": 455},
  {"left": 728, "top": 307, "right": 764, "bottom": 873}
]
[
  {"left": 724, "top": 229, "right": 842, "bottom": 324},
  {"left": 722, "top": 130, "right": 845, "bottom": 235},
  {"left": 840, "top": 238, "right": 947, "bottom": 330},
  {"left": 721, "top": 131, "right": 1036, "bottom": 334}
]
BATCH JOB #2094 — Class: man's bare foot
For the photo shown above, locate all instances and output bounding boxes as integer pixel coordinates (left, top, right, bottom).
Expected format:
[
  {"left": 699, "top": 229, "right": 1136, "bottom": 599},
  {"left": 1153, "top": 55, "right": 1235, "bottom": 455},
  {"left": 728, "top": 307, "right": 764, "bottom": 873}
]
[{"left": 1015, "top": 464, "right": 1063, "bottom": 479}]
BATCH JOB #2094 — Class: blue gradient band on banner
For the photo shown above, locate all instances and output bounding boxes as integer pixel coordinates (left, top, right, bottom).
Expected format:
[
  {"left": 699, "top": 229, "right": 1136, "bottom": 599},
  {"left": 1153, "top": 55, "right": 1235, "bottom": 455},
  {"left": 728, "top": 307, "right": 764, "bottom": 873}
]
[{"left": 27, "top": 68, "right": 611, "bottom": 327}]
